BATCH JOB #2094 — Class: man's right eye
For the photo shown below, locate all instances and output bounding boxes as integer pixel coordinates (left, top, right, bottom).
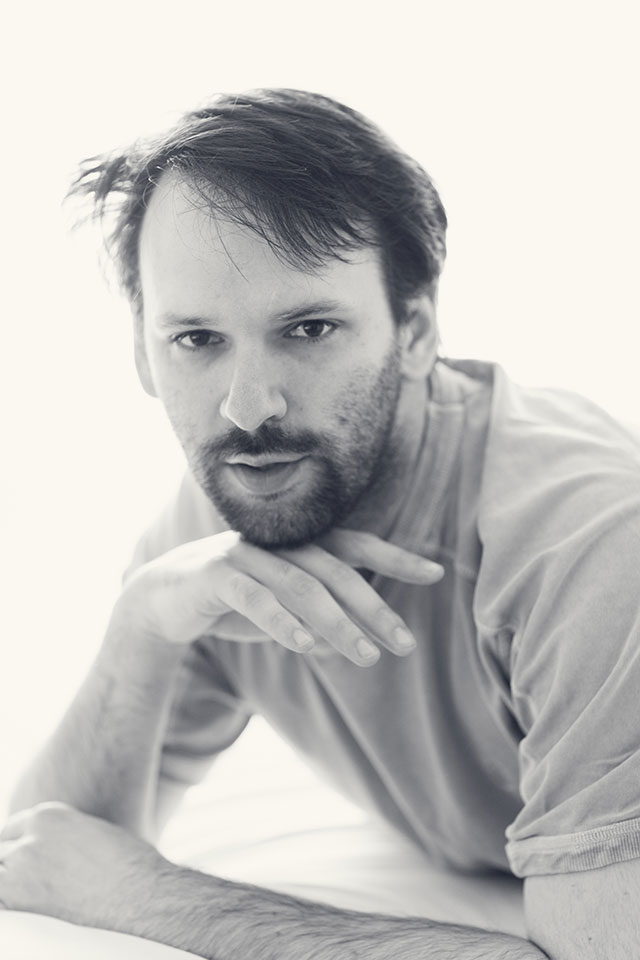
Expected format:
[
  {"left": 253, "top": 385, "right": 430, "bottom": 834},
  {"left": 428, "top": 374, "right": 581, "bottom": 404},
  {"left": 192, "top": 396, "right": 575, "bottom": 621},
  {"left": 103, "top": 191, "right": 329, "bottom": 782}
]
[{"left": 173, "top": 331, "right": 221, "bottom": 350}]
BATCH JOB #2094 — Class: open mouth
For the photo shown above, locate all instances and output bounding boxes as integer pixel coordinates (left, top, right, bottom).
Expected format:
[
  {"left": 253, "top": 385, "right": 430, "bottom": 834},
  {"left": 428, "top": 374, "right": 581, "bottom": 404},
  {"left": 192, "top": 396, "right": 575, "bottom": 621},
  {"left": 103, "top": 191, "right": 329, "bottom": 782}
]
[{"left": 226, "top": 457, "right": 309, "bottom": 495}]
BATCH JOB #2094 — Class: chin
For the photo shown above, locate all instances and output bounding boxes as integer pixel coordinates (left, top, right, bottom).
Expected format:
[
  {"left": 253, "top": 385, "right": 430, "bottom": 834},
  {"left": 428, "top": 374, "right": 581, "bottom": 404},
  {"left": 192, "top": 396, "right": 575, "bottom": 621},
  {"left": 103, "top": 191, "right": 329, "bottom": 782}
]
[
  {"left": 217, "top": 498, "right": 338, "bottom": 549},
  {"left": 200, "top": 473, "right": 352, "bottom": 549}
]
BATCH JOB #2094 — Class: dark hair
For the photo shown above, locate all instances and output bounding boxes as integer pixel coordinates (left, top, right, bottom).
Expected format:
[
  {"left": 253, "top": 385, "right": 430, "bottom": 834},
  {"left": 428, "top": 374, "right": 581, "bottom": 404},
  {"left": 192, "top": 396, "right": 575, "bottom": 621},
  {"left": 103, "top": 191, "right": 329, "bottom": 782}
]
[{"left": 69, "top": 88, "right": 447, "bottom": 322}]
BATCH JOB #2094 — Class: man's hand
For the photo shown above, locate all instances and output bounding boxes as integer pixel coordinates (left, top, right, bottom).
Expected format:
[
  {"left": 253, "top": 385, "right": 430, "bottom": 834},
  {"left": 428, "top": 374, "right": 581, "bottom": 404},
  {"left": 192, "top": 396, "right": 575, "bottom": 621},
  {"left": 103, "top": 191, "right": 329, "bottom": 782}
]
[
  {"left": 118, "top": 528, "right": 444, "bottom": 666},
  {"left": 0, "top": 802, "right": 169, "bottom": 933}
]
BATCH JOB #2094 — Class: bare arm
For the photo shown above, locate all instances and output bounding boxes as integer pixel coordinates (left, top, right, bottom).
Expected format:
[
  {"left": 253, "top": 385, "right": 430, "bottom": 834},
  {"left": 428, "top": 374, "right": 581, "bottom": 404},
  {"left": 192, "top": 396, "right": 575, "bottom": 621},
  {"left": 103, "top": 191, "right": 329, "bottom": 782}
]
[
  {"left": 525, "top": 860, "right": 640, "bottom": 959},
  {"left": 0, "top": 804, "right": 546, "bottom": 959},
  {"left": 8, "top": 622, "right": 185, "bottom": 836},
  {"left": 153, "top": 866, "right": 548, "bottom": 960}
]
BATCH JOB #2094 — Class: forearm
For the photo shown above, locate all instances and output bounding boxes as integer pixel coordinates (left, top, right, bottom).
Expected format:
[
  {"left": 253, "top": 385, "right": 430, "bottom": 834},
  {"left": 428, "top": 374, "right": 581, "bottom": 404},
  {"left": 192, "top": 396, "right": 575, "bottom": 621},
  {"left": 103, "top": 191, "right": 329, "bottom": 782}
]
[
  {"left": 147, "top": 867, "right": 548, "bottom": 960},
  {"left": 9, "top": 615, "right": 184, "bottom": 834}
]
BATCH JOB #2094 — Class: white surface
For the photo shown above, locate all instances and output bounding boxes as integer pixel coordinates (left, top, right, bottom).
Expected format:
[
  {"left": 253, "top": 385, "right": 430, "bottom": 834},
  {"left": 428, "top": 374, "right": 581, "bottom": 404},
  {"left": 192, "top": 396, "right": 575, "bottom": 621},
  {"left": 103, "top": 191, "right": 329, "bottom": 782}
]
[{"left": 0, "top": 913, "right": 197, "bottom": 960}]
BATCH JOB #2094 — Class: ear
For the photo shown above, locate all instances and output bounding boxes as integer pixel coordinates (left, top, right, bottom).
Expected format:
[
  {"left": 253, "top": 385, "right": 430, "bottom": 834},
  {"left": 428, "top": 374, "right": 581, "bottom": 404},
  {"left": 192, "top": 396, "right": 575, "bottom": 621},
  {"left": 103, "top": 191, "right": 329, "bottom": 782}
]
[
  {"left": 398, "top": 296, "right": 439, "bottom": 380},
  {"left": 133, "top": 312, "right": 158, "bottom": 398}
]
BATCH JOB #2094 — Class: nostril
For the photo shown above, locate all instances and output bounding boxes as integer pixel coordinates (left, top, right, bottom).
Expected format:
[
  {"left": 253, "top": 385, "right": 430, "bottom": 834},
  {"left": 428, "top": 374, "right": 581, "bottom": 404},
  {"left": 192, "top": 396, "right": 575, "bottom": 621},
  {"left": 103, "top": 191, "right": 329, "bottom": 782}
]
[{"left": 219, "top": 382, "right": 287, "bottom": 432}]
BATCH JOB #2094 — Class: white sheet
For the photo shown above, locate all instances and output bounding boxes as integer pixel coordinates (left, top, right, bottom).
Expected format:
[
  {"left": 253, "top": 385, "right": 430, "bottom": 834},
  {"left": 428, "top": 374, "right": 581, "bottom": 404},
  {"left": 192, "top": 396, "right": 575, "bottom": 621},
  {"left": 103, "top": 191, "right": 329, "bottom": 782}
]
[{"left": 0, "top": 912, "right": 197, "bottom": 959}]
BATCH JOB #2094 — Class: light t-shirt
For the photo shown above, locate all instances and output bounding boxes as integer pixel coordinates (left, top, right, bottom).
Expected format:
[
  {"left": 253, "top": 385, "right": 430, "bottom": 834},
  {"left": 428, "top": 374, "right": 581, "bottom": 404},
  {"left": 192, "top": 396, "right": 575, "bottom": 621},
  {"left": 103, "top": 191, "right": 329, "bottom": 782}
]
[{"left": 126, "top": 359, "right": 640, "bottom": 879}]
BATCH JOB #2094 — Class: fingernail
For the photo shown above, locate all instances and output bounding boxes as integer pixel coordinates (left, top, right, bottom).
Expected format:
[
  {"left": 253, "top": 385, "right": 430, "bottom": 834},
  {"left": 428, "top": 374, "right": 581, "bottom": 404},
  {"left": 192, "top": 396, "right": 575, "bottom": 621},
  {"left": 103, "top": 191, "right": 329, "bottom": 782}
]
[
  {"left": 420, "top": 560, "right": 444, "bottom": 578},
  {"left": 357, "top": 638, "right": 380, "bottom": 662},
  {"left": 394, "top": 627, "right": 416, "bottom": 651},
  {"left": 293, "top": 630, "right": 314, "bottom": 650}
]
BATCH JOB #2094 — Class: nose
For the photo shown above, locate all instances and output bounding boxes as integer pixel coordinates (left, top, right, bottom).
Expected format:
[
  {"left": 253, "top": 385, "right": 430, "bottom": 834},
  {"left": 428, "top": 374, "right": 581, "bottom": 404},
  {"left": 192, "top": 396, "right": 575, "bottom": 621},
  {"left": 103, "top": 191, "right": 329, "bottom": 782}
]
[{"left": 219, "top": 353, "right": 287, "bottom": 433}]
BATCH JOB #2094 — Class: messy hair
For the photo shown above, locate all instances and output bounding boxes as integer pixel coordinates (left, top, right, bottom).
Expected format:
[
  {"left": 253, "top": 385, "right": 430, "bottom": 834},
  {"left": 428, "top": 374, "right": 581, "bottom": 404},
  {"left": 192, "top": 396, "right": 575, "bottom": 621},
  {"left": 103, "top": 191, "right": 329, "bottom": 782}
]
[{"left": 69, "top": 88, "right": 447, "bottom": 322}]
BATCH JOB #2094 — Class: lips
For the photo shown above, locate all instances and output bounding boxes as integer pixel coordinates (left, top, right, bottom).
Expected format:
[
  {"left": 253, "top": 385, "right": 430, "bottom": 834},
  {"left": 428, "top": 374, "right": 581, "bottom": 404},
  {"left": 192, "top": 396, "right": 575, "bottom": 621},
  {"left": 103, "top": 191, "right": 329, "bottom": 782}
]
[{"left": 226, "top": 457, "right": 308, "bottom": 495}]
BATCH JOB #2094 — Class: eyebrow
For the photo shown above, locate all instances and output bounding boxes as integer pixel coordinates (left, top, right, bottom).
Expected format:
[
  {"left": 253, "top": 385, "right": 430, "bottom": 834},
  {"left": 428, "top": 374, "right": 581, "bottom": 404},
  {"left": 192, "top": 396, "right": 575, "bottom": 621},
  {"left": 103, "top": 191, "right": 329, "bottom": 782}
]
[{"left": 157, "top": 300, "right": 346, "bottom": 329}]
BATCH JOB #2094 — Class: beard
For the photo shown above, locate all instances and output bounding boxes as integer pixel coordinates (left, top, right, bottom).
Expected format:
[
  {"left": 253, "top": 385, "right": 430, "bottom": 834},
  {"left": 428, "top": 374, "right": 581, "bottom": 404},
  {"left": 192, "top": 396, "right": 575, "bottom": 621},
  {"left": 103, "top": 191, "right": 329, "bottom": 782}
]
[{"left": 188, "top": 343, "right": 403, "bottom": 548}]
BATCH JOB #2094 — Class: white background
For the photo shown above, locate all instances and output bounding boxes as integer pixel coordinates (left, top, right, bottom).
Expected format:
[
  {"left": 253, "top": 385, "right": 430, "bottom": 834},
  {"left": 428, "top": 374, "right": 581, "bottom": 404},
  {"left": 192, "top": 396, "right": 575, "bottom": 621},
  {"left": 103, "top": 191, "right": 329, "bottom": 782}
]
[{"left": 1, "top": 0, "right": 638, "bottom": 799}]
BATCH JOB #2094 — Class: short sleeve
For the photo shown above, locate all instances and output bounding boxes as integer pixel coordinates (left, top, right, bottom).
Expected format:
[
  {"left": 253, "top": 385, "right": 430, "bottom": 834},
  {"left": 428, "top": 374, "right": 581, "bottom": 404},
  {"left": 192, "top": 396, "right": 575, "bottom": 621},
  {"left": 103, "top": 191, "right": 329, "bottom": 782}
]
[
  {"left": 474, "top": 369, "right": 640, "bottom": 877},
  {"left": 504, "top": 504, "right": 640, "bottom": 876}
]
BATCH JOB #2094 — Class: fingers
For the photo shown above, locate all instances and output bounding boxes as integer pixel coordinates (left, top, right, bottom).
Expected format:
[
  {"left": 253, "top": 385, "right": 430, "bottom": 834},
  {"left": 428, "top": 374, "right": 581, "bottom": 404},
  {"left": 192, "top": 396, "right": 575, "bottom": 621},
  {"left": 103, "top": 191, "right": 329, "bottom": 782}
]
[
  {"left": 202, "top": 531, "right": 446, "bottom": 666},
  {"left": 318, "top": 529, "right": 444, "bottom": 584},
  {"left": 275, "top": 544, "right": 417, "bottom": 659},
  {"left": 215, "top": 567, "right": 315, "bottom": 653},
  {"left": 220, "top": 558, "right": 379, "bottom": 666},
  {"left": 232, "top": 542, "right": 421, "bottom": 666},
  {"left": 269, "top": 559, "right": 383, "bottom": 665}
]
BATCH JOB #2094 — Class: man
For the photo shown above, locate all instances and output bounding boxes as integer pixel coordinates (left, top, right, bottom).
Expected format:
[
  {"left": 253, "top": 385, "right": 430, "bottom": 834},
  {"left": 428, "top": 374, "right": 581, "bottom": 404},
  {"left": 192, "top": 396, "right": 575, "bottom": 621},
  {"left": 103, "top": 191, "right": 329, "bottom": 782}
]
[{"left": 2, "top": 89, "right": 639, "bottom": 958}]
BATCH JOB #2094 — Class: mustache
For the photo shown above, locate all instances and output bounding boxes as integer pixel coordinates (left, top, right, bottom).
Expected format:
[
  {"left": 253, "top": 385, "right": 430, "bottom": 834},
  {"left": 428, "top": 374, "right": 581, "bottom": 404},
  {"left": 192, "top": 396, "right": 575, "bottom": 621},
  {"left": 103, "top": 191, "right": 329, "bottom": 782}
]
[{"left": 202, "top": 424, "right": 322, "bottom": 459}]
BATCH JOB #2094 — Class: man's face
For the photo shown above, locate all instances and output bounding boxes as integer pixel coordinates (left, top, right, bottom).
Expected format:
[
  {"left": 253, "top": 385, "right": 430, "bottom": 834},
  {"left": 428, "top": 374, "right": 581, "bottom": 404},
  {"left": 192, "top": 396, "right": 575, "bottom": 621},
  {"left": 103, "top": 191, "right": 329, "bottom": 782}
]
[{"left": 137, "top": 175, "right": 406, "bottom": 548}]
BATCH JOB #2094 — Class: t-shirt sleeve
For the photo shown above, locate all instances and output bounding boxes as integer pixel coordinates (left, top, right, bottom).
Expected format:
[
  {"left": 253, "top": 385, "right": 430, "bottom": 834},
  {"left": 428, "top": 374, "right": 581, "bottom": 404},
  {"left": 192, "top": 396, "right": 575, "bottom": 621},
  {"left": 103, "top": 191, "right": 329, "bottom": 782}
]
[
  {"left": 477, "top": 373, "right": 640, "bottom": 877},
  {"left": 504, "top": 504, "right": 640, "bottom": 877},
  {"left": 125, "top": 471, "right": 252, "bottom": 787}
]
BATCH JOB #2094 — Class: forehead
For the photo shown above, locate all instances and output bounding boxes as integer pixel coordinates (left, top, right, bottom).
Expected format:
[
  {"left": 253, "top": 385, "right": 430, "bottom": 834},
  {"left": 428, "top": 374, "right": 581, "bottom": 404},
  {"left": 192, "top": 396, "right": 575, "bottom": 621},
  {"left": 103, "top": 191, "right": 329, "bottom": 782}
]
[{"left": 138, "top": 173, "right": 388, "bottom": 320}]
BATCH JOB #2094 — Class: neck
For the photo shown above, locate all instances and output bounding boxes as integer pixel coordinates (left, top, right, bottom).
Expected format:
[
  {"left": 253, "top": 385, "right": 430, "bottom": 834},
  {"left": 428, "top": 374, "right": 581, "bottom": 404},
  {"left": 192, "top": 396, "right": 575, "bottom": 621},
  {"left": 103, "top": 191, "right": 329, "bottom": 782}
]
[{"left": 344, "top": 376, "right": 430, "bottom": 540}]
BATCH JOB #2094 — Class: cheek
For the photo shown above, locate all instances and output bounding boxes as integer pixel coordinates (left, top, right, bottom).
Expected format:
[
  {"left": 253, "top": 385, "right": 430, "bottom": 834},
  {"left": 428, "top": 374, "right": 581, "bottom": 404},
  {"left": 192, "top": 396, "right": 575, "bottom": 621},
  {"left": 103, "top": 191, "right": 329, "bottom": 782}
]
[
  {"left": 333, "top": 362, "right": 387, "bottom": 407},
  {"left": 331, "top": 353, "right": 401, "bottom": 432},
  {"left": 157, "top": 377, "right": 219, "bottom": 446}
]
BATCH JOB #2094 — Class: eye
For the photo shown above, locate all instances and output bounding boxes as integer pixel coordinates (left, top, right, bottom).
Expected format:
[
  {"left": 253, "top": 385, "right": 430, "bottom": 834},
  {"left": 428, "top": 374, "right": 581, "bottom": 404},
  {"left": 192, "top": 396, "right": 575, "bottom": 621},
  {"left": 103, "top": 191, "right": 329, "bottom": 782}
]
[
  {"left": 286, "top": 320, "right": 336, "bottom": 341},
  {"left": 173, "top": 330, "right": 223, "bottom": 351}
]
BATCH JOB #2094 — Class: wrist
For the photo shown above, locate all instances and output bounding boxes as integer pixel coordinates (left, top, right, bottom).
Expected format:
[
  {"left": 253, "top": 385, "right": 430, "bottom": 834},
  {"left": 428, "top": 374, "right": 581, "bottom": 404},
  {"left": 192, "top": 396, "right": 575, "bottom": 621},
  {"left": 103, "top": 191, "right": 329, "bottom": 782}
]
[
  {"left": 105, "top": 600, "right": 187, "bottom": 659},
  {"left": 100, "top": 609, "right": 187, "bottom": 691}
]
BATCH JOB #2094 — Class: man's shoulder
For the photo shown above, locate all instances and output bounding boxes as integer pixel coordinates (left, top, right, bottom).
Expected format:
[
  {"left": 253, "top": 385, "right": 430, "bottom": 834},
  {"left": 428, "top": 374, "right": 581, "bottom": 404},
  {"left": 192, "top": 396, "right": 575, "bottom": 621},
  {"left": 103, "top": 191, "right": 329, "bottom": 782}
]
[
  {"left": 480, "top": 367, "right": 640, "bottom": 524},
  {"left": 474, "top": 368, "right": 640, "bottom": 622},
  {"left": 125, "top": 471, "right": 227, "bottom": 579}
]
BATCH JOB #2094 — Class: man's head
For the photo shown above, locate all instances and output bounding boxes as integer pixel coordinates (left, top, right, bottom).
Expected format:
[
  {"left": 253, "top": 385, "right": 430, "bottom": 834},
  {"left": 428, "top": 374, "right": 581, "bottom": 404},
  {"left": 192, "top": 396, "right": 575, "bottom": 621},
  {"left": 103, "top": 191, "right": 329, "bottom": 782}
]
[
  {"left": 72, "top": 88, "right": 447, "bottom": 325},
  {"left": 71, "top": 89, "right": 448, "bottom": 546}
]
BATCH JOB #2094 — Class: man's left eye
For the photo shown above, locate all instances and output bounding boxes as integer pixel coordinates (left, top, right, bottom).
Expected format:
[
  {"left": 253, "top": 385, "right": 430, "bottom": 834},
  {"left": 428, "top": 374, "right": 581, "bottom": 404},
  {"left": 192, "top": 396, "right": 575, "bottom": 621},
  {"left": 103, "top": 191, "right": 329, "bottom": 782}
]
[{"left": 287, "top": 320, "right": 335, "bottom": 340}]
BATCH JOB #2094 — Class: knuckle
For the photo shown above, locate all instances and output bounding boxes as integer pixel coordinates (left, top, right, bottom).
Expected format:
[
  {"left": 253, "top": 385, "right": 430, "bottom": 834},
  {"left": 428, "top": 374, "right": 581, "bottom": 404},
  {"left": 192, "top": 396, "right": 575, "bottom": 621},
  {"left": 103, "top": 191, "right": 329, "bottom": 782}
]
[
  {"left": 374, "top": 604, "right": 398, "bottom": 626},
  {"left": 14, "top": 837, "right": 35, "bottom": 859},
  {"left": 28, "top": 802, "right": 70, "bottom": 833},
  {"left": 229, "top": 575, "right": 265, "bottom": 607},
  {"left": 340, "top": 528, "right": 368, "bottom": 550},
  {"left": 333, "top": 565, "right": 361, "bottom": 588},
  {"left": 276, "top": 555, "right": 301, "bottom": 579},
  {"left": 202, "top": 553, "right": 224, "bottom": 577},
  {"left": 269, "top": 610, "right": 294, "bottom": 633},
  {"left": 223, "top": 544, "right": 245, "bottom": 566},
  {"left": 332, "top": 618, "right": 361, "bottom": 642},
  {"left": 33, "top": 801, "right": 71, "bottom": 818},
  {"left": 289, "top": 573, "right": 320, "bottom": 598},
  {"left": 344, "top": 541, "right": 367, "bottom": 566}
]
